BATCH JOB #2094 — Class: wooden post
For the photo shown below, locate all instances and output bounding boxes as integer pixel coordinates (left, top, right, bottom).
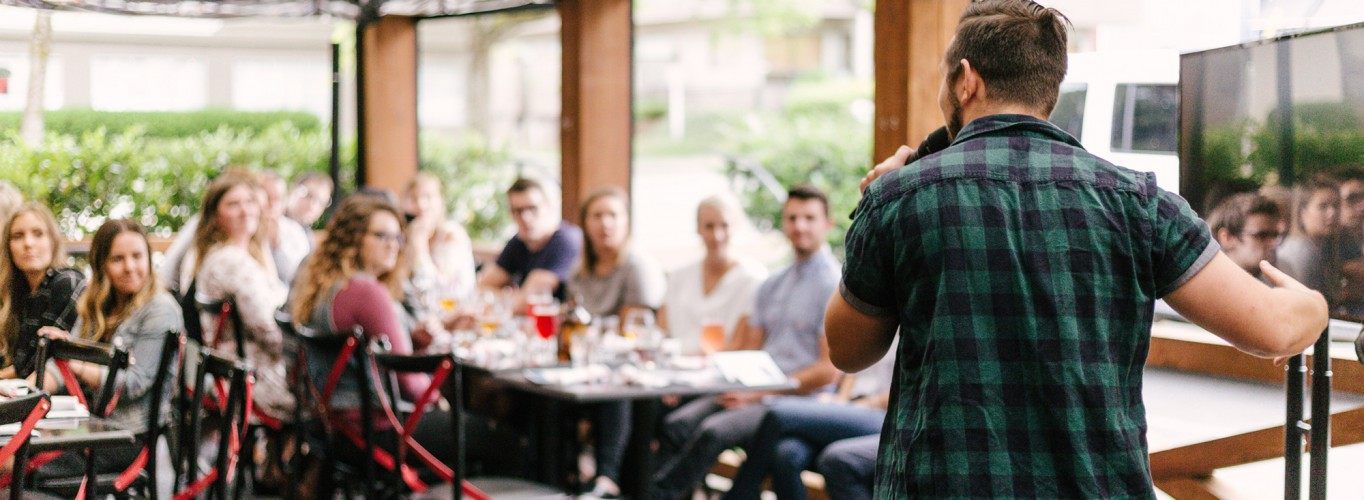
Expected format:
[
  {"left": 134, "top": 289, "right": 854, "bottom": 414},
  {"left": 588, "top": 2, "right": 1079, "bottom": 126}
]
[
  {"left": 359, "top": 16, "right": 420, "bottom": 194},
  {"left": 559, "top": 0, "right": 633, "bottom": 225},
  {"left": 873, "top": 0, "right": 969, "bottom": 162}
]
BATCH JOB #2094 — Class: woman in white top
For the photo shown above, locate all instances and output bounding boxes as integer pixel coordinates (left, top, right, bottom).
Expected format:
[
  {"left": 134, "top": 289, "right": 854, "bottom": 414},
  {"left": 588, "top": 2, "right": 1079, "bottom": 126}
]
[
  {"left": 659, "top": 195, "right": 766, "bottom": 354},
  {"left": 190, "top": 173, "right": 293, "bottom": 420},
  {"left": 403, "top": 173, "right": 477, "bottom": 311}
]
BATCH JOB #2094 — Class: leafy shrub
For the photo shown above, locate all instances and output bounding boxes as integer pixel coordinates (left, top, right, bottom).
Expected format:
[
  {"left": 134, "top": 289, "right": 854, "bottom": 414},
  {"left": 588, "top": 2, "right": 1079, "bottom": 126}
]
[
  {"left": 722, "top": 109, "right": 871, "bottom": 254},
  {"left": 0, "top": 124, "right": 516, "bottom": 242},
  {"left": 0, "top": 109, "right": 320, "bottom": 138}
]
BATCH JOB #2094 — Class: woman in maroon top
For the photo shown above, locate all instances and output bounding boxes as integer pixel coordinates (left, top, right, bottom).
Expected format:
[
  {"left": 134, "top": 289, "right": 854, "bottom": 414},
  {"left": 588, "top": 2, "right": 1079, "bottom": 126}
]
[{"left": 290, "top": 195, "right": 451, "bottom": 473}]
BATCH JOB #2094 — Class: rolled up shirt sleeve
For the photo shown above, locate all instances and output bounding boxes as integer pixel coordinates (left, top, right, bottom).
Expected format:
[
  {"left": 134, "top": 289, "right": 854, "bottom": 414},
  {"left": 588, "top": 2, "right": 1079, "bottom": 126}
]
[{"left": 841, "top": 200, "right": 897, "bottom": 318}]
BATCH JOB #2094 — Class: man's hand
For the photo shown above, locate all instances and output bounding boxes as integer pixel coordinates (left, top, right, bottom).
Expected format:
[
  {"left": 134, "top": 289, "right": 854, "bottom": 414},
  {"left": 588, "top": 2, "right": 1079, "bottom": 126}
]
[
  {"left": 1262, "top": 260, "right": 1328, "bottom": 366},
  {"left": 37, "top": 326, "right": 69, "bottom": 341},
  {"left": 860, "top": 145, "right": 916, "bottom": 194}
]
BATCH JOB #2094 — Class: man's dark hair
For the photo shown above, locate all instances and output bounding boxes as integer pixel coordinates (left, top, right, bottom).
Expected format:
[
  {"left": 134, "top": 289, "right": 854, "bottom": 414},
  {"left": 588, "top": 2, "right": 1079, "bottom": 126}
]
[
  {"left": 787, "top": 184, "right": 830, "bottom": 217},
  {"left": 1207, "top": 193, "right": 1283, "bottom": 239},
  {"left": 944, "top": 0, "right": 1071, "bottom": 113},
  {"left": 507, "top": 177, "right": 547, "bottom": 197},
  {"left": 1333, "top": 166, "right": 1364, "bottom": 184}
]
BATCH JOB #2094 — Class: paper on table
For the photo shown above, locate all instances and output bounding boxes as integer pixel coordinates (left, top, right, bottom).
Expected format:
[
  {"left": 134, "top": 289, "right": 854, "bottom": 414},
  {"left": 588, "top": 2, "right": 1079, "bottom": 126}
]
[
  {"left": 711, "top": 351, "right": 787, "bottom": 387},
  {"left": 0, "top": 422, "right": 39, "bottom": 437}
]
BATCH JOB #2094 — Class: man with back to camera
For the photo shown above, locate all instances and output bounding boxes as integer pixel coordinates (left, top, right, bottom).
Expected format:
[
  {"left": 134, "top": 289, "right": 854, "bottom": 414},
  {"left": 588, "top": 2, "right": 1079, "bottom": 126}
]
[
  {"left": 825, "top": 1, "right": 1327, "bottom": 497},
  {"left": 476, "top": 177, "right": 582, "bottom": 300}
]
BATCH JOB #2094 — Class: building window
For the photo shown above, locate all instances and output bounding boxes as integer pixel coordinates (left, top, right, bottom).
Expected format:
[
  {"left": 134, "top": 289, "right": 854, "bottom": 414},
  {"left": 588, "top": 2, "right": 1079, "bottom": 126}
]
[
  {"left": 1110, "top": 83, "right": 1177, "bottom": 154},
  {"left": 1050, "top": 84, "right": 1087, "bottom": 141}
]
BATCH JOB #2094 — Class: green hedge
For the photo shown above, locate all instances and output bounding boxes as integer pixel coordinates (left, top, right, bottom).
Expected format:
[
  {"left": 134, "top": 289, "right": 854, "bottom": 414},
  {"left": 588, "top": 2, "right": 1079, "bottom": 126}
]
[
  {"left": 0, "top": 109, "right": 321, "bottom": 138},
  {"left": 0, "top": 126, "right": 516, "bottom": 242}
]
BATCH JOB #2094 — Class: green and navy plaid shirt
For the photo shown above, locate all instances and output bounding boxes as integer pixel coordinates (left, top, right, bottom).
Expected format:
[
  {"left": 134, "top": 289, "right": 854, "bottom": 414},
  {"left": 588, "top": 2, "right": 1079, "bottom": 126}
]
[{"left": 842, "top": 114, "right": 1217, "bottom": 498}]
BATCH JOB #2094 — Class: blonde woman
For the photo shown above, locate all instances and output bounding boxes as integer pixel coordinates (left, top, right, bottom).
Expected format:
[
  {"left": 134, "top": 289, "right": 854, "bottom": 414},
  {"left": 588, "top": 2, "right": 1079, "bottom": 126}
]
[
  {"left": 0, "top": 203, "right": 84, "bottom": 378},
  {"left": 402, "top": 173, "right": 477, "bottom": 309},
  {"left": 36, "top": 218, "right": 181, "bottom": 480},
  {"left": 658, "top": 196, "right": 766, "bottom": 355},
  {"left": 190, "top": 173, "right": 293, "bottom": 419}
]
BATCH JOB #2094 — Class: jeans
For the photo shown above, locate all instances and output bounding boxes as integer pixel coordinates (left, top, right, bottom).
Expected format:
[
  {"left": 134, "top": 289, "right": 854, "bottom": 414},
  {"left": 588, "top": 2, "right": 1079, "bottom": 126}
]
[
  {"left": 652, "top": 397, "right": 769, "bottom": 498},
  {"left": 593, "top": 401, "right": 631, "bottom": 482},
  {"left": 723, "top": 398, "right": 884, "bottom": 500}
]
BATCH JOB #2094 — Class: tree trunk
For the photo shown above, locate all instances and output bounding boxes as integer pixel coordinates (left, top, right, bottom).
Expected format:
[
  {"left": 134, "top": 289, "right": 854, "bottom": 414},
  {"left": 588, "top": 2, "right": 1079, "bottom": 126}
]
[
  {"left": 466, "top": 21, "right": 494, "bottom": 136},
  {"left": 20, "top": 11, "right": 52, "bottom": 147}
]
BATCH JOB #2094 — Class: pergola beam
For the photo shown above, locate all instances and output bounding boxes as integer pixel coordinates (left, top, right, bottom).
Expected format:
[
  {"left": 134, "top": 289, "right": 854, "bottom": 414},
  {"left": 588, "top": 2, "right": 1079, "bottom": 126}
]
[
  {"left": 873, "top": 0, "right": 969, "bottom": 162},
  {"left": 558, "top": 0, "right": 633, "bottom": 225},
  {"left": 358, "top": 16, "right": 420, "bottom": 195}
]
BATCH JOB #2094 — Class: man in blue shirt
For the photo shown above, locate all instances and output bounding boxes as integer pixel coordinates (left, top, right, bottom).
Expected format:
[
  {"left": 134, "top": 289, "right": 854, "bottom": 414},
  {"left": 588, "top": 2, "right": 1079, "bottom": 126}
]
[
  {"left": 477, "top": 177, "right": 583, "bottom": 299},
  {"left": 652, "top": 185, "right": 841, "bottom": 499}
]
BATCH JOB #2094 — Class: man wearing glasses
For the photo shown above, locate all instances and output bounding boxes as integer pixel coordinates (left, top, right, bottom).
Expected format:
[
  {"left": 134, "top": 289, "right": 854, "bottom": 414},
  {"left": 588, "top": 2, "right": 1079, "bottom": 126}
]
[
  {"left": 477, "top": 177, "right": 583, "bottom": 300},
  {"left": 1206, "top": 193, "right": 1285, "bottom": 278}
]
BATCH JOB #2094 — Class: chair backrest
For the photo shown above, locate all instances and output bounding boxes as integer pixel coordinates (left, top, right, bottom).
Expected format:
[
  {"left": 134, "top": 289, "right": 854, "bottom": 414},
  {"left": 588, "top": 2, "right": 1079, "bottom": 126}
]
[
  {"left": 34, "top": 336, "right": 130, "bottom": 418},
  {"left": 176, "top": 347, "right": 250, "bottom": 500},
  {"left": 370, "top": 348, "right": 482, "bottom": 500},
  {"left": 195, "top": 296, "right": 246, "bottom": 360},
  {"left": 144, "top": 331, "right": 184, "bottom": 458},
  {"left": 0, "top": 391, "right": 52, "bottom": 482},
  {"left": 282, "top": 317, "right": 379, "bottom": 496}
]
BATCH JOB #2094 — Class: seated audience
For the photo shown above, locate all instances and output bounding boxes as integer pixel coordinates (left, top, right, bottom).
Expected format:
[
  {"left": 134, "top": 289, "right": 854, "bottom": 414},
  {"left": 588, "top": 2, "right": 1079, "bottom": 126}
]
[
  {"left": 477, "top": 178, "right": 582, "bottom": 300},
  {"left": 0, "top": 203, "right": 84, "bottom": 378},
  {"left": 724, "top": 345, "right": 896, "bottom": 500},
  {"left": 1336, "top": 168, "right": 1364, "bottom": 251},
  {"left": 567, "top": 188, "right": 665, "bottom": 498},
  {"left": 402, "top": 173, "right": 477, "bottom": 308},
  {"left": 1277, "top": 176, "right": 1363, "bottom": 309},
  {"left": 659, "top": 195, "right": 766, "bottom": 354},
  {"left": 1206, "top": 192, "right": 1285, "bottom": 278},
  {"left": 259, "top": 170, "right": 312, "bottom": 285},
  {"left": 290, "top": 195, "right": 453, "bottom": 468},
  {"left": 190, "top": 173, "right": 293, "bottom": 420},
  {"left": 159, "top": 168, "right": 301, "bottom": 295},
  {"left": 34, "top": 218, "right": 181, "bottom": 480},
  {"left": 652, "top": 185, "right": 842, "bottom": 499},
  {"left": 286, "top": 171, "right": 334, "bottom": 228}
]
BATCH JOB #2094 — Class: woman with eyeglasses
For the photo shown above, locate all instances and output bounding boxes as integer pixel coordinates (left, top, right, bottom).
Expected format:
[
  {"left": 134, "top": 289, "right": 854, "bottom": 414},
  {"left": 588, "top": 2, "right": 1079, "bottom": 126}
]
[
  {"left": 190, "top": 173, "right": 294, "bottom": 420},
  {"left": 31, "top": 218, "right": 181, "bottom": 481},
  {"left": 0, "top": 203, "right": 84, "bottom": 379},
  {"left": 290, "top": 195, "right": 453, "bottom": 470}
]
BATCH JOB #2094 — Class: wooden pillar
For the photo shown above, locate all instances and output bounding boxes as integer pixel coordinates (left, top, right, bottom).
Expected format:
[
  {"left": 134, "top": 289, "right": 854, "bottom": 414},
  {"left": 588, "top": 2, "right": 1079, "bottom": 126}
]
[
  {"left": 359, "top": 16, "right": 420, "bottom": 194},
  {"left": 559, "top": 0, "right": 632, "bottom": 225},
  {"left": 873, "top": 0, "right": 969, "bottom": 162}
]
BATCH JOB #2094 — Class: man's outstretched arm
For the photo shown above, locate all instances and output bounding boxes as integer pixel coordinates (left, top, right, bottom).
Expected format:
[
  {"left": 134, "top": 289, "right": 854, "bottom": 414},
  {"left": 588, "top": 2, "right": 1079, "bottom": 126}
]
[{"left": 1166, "top": 254, "right": 1327, "bottom": 358}]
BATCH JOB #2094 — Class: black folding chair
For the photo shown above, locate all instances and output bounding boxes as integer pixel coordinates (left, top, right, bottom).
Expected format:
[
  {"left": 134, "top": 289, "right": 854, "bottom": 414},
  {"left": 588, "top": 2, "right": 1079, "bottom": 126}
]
[
  {"left": 9, "top": 335, "right": 132, "bottom": 498},
  {"left": 33, "top": 331, "right": 183, "bottom": 499},
  {"left": 173, "top": 347, "right": 251, "bottom": 500},
  {"left": 1285, "top": 325, "right": 1333, "bottom": 500},
  {"left": 196, "top": 296, "right": 294, "bottom": 496},
  {"left": 279, "top": 314, "right": 380, "bottom": 499},
  {"left": 371, "top": 345, "right": 564, "bottom": 500},
  {"left": 0, "top": 391, "right": 51, "bottom": 500}
]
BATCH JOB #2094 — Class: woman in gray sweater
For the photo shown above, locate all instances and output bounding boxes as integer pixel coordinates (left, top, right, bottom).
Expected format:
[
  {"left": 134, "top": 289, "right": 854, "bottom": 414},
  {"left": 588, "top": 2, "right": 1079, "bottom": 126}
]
[{"left": 36, "top": 218, "right": 181, "bottom": 480}]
